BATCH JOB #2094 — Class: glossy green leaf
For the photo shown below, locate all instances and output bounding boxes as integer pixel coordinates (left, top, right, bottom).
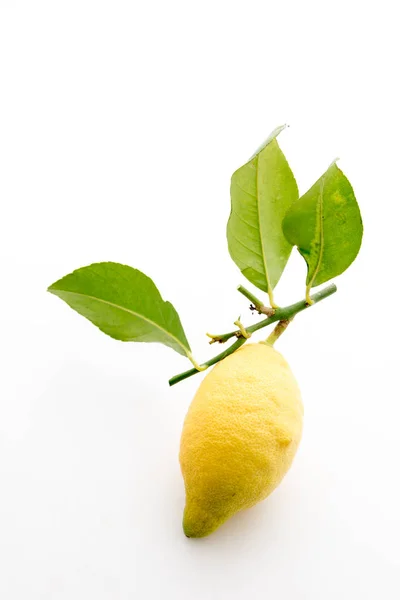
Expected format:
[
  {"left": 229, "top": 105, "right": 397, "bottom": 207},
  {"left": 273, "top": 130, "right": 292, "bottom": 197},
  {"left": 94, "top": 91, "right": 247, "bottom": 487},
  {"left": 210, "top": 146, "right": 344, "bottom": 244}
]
[
  {"left": 48, "top": 262, "right": 191, "bottom": 356},
  {"left": 283, "top": 162, "right": 363, "bottom": 301},
  {"left": 227, "top": 125, "right": 299, "bottom": 306}
]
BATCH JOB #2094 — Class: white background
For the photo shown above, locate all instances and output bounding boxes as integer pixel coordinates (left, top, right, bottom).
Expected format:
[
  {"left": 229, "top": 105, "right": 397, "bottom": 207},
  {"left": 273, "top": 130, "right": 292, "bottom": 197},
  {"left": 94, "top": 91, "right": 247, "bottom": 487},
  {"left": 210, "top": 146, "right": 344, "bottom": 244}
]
[{"left": 1, "top": 1, "right": 399, "bottom": 598}]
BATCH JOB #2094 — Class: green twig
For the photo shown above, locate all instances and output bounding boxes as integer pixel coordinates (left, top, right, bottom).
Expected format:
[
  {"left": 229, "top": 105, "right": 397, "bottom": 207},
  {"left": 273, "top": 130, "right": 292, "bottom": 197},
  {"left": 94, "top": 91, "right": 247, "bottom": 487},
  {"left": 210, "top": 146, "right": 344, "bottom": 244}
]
[
  {"left": 212, "top": 283, "right": 337, "bottom": 345},
  {"left": 169, "top": 338, "right": 247, "bottom": 386},
  {"left": 169, "top": 283, "right": 337, "bottom": 387},
  {"left": 237, "top": 285, "right": 264, "bottom": 308},
  {"left": 237, "top": 285, "right": 275, "bottom": 316}
]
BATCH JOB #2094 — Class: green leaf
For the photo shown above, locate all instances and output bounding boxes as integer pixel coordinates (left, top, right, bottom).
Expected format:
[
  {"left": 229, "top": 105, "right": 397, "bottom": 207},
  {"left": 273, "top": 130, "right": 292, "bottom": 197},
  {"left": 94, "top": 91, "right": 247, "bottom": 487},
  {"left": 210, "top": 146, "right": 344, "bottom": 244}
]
[
  {"left": 283, "top": 162, "right": 363, "bottom": 302},
  {"left": 227, "top": 125, "right": 299, "bottom": 307},
  {"left": 48, "top": 262, "right": 191, "bottom": 356}
]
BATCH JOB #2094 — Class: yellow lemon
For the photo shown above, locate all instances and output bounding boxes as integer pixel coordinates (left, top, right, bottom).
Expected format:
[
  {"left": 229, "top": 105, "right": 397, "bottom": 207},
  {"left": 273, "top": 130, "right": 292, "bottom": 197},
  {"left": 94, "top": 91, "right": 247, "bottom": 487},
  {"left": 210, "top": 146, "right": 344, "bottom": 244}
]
[{"left": 179, "top": 342, "right": 303, "bottom": 538}]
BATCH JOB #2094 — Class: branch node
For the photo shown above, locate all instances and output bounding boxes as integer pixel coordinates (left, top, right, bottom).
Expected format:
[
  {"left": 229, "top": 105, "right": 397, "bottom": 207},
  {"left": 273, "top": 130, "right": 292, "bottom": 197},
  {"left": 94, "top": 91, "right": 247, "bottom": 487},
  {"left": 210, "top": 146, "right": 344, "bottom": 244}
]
[
  {"left": 258, "top": 305, "right": 276, "bottom": 317},
  {"left": 233, "top": 319, "right": 252, "bottom": 339},
  {"left": 206, "top": 332, "right": 223, "bottom": 344}
]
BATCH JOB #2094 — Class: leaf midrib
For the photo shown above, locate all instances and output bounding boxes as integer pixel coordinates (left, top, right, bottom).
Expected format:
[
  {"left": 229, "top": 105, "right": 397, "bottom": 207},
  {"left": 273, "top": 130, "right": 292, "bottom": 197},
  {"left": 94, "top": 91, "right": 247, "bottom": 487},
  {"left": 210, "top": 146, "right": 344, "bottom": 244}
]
[
  {"left": 256, "top": 155, "right": 273, "bottom": 292},
  {"left": 308, "top": 178, "right": 325, "bottom": 287},
  {"left": 49, "top": 288, "right": 189, "bottom": 354}
]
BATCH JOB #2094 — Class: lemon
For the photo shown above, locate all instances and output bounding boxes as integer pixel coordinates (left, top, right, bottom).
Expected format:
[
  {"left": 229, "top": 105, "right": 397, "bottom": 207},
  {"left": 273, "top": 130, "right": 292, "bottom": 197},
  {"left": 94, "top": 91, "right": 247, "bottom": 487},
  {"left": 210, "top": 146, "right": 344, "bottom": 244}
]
[{"left": 179, "top": 342, "right": 303, "bottom": 538}]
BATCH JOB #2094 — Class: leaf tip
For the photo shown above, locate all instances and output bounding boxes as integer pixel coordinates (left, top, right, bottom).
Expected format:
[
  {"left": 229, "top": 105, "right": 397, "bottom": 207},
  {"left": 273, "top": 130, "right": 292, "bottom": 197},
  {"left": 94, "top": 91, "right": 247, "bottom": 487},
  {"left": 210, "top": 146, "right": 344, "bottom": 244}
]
[
  {"left": 267, "top": 123, "right": 288, "bottom": 143},
  {"left": 329, "top": 156, "right": 340, "bottom": 169},
  {"left": 47, "top": 278, "right": 63, "bottom": 294},
  {"left": 248, "top": 123, "right": 288, "bottom": 160}
]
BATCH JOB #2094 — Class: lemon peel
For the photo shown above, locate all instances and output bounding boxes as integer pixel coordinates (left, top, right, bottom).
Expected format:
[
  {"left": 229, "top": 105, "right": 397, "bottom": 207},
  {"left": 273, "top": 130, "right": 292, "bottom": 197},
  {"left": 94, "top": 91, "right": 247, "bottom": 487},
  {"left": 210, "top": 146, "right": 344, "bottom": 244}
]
[{"left": 180, "top": 343, "right": 303, "bottom": 538}]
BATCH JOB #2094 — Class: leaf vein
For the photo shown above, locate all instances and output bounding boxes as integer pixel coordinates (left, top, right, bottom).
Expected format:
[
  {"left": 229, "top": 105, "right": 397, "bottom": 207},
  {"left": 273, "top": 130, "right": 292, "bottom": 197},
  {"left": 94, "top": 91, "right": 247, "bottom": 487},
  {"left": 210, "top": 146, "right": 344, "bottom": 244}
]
[
  {"left": 231, "top": 208, "right": 258, "bottom": 231},
  {"left": 229, "top": 232, "right": 263, "bottom": 259},
  {"left": 50, "top": 289, "right": 189, "bottom": 354},
  {"left": 232, "top": 180, "right": 256, "bottom": 198}
]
